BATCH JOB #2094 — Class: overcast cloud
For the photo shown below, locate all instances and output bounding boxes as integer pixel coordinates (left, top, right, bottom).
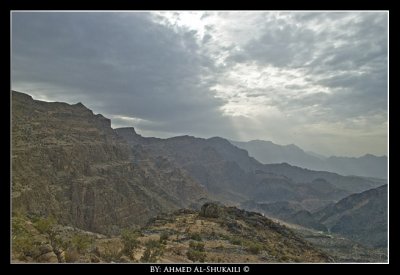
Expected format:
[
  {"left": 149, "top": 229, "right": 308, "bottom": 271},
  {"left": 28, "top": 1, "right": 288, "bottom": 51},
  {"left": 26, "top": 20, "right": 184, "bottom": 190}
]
[{"left": 11, "top": 11, "right": 388, "bottom": 157}]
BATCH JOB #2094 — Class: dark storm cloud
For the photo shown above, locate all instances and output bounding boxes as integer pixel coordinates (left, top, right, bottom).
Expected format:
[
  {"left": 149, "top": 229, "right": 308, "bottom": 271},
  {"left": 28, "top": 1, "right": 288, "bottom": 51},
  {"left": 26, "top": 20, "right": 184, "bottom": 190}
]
[{"left": 12, "top": 12, "right": 235, "bottom": 137}]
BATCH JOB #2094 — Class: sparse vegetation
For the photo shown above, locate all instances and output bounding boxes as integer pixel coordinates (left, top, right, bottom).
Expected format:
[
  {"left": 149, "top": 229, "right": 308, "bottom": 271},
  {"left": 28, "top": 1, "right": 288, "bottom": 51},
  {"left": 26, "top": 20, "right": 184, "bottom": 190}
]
[
  {"left": 64, "top": 249, "right": 80, "bottom": 263},
  {"left": 245, "top": 242, "right": 263, "bottom": 255},
  {"left": 101, "top": 240, "right": 122, "bottom": 262},
  {"left": 12, "top": 217, "right": 35, "bottom": 260},
  {"left": 62, "top": 233, "right": 94, "bottom": 262},
  {"left": 160, "top": 231, "right": 170, "bottom": 244},
  {"left": 140, "top": 240, "right": 164, "bottom": 263},
  {"left": 121, "top": 228, "right": 140, "bottom": 256},
  {"left": 33, "top": 216, "right": 57, "bottom": 235},
  {"left": 12, "top": 204, "right": 340, "bottom": 263},
  {"left": 70, "top": 233, "right": 94, "bottom": 253},
  {"left": 187, "top": 250, "right": 206, "bottom": 263},
  {"left": 189, "top": 241, "right": 205, "bottom": 251},
  {"left": 187, "top": 241, "right": 206, "bottom": 262},
  {"left": 33, "top": 216, "right": 66, "bottom": 262},
  {"left": 229, "top": 236, "right": 243, "bottom": 245},
  {"left": 189, "top": 232, "right": 202, "bottom": 241}
]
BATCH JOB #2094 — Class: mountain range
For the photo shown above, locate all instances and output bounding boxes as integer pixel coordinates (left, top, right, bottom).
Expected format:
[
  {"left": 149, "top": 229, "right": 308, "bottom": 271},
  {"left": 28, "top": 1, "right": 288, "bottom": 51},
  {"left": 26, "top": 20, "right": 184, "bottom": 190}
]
[
  {"left": 230, "top": 140, "right": 387, "bottom": 179},
  {"left": 116, "top": 127, "right": 383, "bottom": 209},
  {"left": 11, "top": 91, "right": 388, "bottom": 262}
]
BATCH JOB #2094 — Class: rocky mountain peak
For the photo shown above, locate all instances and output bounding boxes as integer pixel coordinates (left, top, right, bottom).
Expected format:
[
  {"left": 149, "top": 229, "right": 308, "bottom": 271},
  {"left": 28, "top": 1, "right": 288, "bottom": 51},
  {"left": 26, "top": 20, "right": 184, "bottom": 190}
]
[
  {"left": 74, "top": 102, "right": 85, "bottom": 108},
  {"left": 12, "top": 90, "right": 33, "bottom": 101},
  {"left": 115, "top": 126, "right": 139, "bottom": 136}
]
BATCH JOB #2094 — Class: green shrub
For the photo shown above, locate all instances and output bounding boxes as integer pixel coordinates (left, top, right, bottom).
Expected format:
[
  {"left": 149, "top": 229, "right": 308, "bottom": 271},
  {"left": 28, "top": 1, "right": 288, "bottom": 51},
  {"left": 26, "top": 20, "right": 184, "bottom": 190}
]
[
  {"left": 160, "top": 232, "right": 169, "bottom": 244},
  {"left": 64, "top": 249, "right": 80, "bottom": 263},
  {"left": 230, "top": 236, "right": 242, "bottom": 245},
  {"left": 12, "top": 217, "right": 35, "bottom": 259},
  {"left": 33, "top": 217, "right": 56, "bottom": 234},
  {"left": 140, "top": 240, "right": 164, "bottom": 263},
  {"left": 102, "top": 241, "right": 122, "bottom": 262},
  {"left": 121, "top": 229, "right": 140, "bottom": 256},
  {"left": 187, "top": 250, "right": 206, "bottom": 262},
  {"left": 71, "top": 234, "right": 93, "bottom": 253},
  {"left": 189, "top": 232, "right": 202, "bottom": 241},
  {"left": 245, "top": 242, "right": 262, "bottom": 255},
  {"left": 189, "top": 241, "right": 205, "bottom": 252},
  {"left": 187, "top": 241, "right": 206, "bottom": 263},
  {"left": 12, "top": 234, "right": 35, "bottom": 260}
]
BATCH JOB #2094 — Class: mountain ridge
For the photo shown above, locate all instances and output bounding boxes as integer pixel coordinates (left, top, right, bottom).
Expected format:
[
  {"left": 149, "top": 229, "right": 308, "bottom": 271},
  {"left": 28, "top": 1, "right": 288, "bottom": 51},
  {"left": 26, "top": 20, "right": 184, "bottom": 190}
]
[
  {"left": 314, "top": 184, "right": 388, "bottom": 248},
  {"left": 230, "top": 139, "right": 387, "bottom": 179},
  {"left": 12, "top": 90, "right": 209, "bottom": 234},
  {"left": 116, "top": 126, "right": 384, "bottom": 210}
]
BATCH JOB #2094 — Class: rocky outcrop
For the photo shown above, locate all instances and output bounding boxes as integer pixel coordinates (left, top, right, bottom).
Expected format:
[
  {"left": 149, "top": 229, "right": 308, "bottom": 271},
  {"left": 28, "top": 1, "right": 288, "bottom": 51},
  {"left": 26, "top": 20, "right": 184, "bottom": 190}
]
[
  {"left": 146, "top": 203, "right": 334, "bottom": 263},
  {"left": 199, "top": 203, "right": 220, "bottom": 218}
]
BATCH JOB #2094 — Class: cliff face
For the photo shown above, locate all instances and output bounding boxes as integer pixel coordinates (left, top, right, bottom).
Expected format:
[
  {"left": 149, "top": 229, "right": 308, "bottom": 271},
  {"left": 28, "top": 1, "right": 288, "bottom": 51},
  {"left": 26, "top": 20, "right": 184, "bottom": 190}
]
[{"left": 12, "top": 91, "right": 208, "bottom": 234}]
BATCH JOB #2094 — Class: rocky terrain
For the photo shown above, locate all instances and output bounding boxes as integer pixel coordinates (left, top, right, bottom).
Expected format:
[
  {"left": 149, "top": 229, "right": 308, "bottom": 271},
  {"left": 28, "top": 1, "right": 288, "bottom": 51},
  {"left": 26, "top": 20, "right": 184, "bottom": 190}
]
[{"left": 12, "top": 203, "right": 333, "bottom": 263}]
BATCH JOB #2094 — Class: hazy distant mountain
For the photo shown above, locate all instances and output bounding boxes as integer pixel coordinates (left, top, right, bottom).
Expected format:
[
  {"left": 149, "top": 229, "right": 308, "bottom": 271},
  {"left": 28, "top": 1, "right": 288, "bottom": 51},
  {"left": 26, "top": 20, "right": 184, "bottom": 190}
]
[
  {"left": 306, "top": 151, "right": 327, "bottom": 159},
  {"left": 231, "top": 140, "right": 323, "bottom": 166},
  {"left": 230, "top": 140, "right": 387, "bottom": 179},
  {"left": 325, "top": 154, "right": 387, "bottom": 180},
  {"left": 314, "top": 185, "right": 388, "bottom": 248}
]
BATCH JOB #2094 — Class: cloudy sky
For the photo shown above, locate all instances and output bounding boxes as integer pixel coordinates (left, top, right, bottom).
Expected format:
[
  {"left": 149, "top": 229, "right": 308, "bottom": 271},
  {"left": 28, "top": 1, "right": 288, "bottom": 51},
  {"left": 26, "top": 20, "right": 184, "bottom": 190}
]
[{"left": 11, "top": 11, "right": 388, "bottom": 157}]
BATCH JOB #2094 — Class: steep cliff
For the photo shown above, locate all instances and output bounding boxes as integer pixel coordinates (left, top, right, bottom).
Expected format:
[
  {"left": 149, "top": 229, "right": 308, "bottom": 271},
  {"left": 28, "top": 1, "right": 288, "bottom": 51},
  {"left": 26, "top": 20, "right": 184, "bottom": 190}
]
[{"left": 12, "top": 91, "right": 208, "bottom": 234}]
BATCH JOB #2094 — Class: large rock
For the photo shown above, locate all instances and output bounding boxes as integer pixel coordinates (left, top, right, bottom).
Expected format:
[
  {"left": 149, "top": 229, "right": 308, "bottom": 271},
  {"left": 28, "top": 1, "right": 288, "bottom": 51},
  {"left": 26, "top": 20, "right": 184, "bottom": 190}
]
[
  {"left": 38, "top": 244, "right": 53, "bottom": 255},
  {"left": 199, "top": 203, "right": 220, "bottom": 218},
  {"left": 36, "top": 252, "right": 58, "bottom": 263}
]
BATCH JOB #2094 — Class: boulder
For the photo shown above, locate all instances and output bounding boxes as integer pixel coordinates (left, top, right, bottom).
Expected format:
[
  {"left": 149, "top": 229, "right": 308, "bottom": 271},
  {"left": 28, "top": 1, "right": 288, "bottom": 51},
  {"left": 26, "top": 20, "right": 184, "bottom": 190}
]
[
  {"left": 199, "top": 203, "right": 220, "bottom": 218},
  {"left": 36, "top": 251, "right": 59, "bottom": 263}
]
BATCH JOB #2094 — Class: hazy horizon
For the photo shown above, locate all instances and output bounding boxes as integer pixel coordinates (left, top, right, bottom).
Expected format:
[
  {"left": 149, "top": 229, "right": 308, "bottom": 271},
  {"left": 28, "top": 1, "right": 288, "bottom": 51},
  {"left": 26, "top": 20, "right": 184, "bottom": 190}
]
[{"left": 11, "top": 11, "right": 388, "bottom": 157}]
